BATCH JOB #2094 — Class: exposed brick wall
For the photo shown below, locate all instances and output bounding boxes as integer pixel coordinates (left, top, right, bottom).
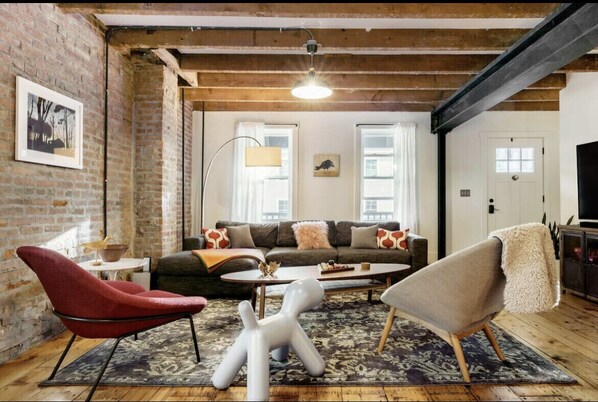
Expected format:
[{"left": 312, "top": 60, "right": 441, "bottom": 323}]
[
  {"left": 180, "top": 97, "right": 194, "bottom": 239},
  {"left": 133, "top": 64, "right": 186, "bottom": 263},
  {"left": 0, "top": 4, "right": 134, "bottom": 364}
]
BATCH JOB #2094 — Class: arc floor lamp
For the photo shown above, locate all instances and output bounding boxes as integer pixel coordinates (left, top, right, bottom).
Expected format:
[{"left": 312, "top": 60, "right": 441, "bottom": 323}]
[{"left": 200, "top": 136, "right": 282, "bottom": 228}]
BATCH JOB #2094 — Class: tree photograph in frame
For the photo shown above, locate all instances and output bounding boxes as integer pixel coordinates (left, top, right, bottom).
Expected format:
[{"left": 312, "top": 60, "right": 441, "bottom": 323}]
[
  {"left": 15, "top": 76, "right": 83, "bottom": 169},
  {"left": 313, "top": 153, "right": 340, "bottom": 177}
]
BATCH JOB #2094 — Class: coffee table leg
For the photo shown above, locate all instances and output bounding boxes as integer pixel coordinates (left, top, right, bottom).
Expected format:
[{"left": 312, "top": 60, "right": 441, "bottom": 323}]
[
  {"left": 258, "top": 284, "right": 266, "bottom": 320},
  {"left": 386, "top": 275, "right": 392, "bottom": 288},
  {"left": 250, "top": 284, "right": 257, "bottom": 309}
]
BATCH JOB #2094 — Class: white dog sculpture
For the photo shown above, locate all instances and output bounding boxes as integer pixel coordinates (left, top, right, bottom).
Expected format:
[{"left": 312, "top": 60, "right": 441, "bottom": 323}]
[{"left": 212, "top": 277, "right": 326, "bottom": 401}]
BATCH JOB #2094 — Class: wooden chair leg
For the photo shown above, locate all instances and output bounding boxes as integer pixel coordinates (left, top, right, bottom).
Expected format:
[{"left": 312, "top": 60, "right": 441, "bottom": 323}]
[
  {"left": 377, "top": 307, "right": 397, "bottom": 353},
  {"left": 483, "top": 323, "right": 505, "bottom": 361},
  {"left": 449, "top": 334, "right": 471, "bottom": 383}
]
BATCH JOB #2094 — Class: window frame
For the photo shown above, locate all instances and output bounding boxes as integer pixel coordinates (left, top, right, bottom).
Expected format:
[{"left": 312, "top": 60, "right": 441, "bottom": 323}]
[
  {"left": 260, "top": 124, "right": 298, "bottom": 222},
  {"left": 355, "top": 125, "right": 398, "bottom": 222}
]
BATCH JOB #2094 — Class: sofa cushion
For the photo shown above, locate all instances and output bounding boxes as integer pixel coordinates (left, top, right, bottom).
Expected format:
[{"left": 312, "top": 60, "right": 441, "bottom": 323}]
[
  {"left": 336, "top": 246, "right": 411, "bottom": 265},
  {"left": 377, "top": 228, "right": 410, "bottom": 250},
  {"left": 227, "top": 224, "right": 256, "bottom": 248},
  {"left": 266, "top": 247, "right": 338, "bottom": 266},
  {"left": 336, "top": 221, "right": 401, "bottom": 247},
  {"left": 216, "top": 220, "right": 278, "bottom": 248},
  {"left": 351, "top": 225, "right": 379, "bottom": 249},
  {"left": 201, "top": 228, "right": 230, "bottom": 249},
  {"left": 277, "top": 220, "right": 336, "bottom": 247},
  {"left": 292, "top": 221, "right": 332, "bottom": 250}
]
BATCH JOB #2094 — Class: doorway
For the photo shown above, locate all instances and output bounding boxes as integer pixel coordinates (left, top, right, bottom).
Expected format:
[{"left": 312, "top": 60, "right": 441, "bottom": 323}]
[{"left": 487, "top": 137, "right": 544, "bottom": 233}]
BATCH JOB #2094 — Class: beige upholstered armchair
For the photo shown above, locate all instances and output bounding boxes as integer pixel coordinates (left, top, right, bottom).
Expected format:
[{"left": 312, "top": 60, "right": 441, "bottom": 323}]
[{"left": 377, "top": 238, "right": 506, "bottom": 382}]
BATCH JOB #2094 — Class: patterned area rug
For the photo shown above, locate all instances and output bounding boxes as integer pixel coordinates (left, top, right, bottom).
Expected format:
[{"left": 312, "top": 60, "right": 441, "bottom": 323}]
[{"left": 43, "top": 293, "right": 575, "bottom": 387}]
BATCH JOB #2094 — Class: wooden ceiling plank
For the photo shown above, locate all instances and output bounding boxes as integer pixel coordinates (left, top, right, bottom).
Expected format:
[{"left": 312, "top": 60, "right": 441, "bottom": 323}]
[
  {"left": 181, "top": 54, "right": 598, "bottom": 74},
  {"left": 197, "top": 73, "right": 474, "bottom": 90},
  {"left": 58, "top": 3, "right": 560, "bottom": 18},
  {"left": 151, "top": 49, "right": 198, "bottom": 87},
  {"left": 181, "top": 54, "right": 497, "bottom": 74},
  {"left": 185, "top": 88, "right": 452, "bottom": 103},
  {"left": 184, "top": 88, "right": 559, "bottom": 103},
  {"left": 193, "top": 101, "right": 436, "bottom": 112},
  {"left": 431, "top": 3, "right": 598, "bottom": 132},
  {"left": 191, "top": 100, "right": 557, "bottom": 112},
  {"left": 490, "top": 101, "right": 559, "bottom": 111},
  {"left": 194, "top": 72, "right": 566, "bottom": 90},
  {"left": 110, "top": 28, "right": 527, "bottom": 52}
]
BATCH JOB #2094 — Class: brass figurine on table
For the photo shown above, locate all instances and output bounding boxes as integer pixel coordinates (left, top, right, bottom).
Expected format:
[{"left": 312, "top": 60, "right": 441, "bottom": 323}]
[{"left": 80, "top": 235, "right": 113, "bottom": 266}]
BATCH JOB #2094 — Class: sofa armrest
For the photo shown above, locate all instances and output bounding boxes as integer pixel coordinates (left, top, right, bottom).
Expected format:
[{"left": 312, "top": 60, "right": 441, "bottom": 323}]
[
  {"left": 407, "top": 233, "right": 428, "bottom": 271},
  {"left": 183, "top": 235, "right": 205, "bottom": 251}
]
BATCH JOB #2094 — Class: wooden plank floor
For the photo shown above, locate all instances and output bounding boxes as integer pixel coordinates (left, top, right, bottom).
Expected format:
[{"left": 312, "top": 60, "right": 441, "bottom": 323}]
[{"left": 1, "top": 293, "right": 597, "bottom": 401}]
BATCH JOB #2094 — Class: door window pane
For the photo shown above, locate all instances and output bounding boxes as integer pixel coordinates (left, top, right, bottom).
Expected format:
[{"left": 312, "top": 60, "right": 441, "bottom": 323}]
[{"left": 495, "top": 146, "right": 535, "bottom": 173}]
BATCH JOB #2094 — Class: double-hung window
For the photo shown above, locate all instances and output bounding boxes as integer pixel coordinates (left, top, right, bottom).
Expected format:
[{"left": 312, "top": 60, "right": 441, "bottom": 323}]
[
  {"left": 261, "top": 126, "right": 295, "bottom": 222},
  {"left": 357, "top": 126, "right": 396, "bottom": 222},
  {"left": 232, "top": 123, "right": 297, "bottom": 223}
]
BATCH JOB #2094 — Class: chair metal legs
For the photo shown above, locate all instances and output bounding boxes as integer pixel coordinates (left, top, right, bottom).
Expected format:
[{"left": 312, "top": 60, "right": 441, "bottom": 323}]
[
  {"left": 86, "top": 336, "right": 124, "bottom": 402},
  {"left": 48, "top": 315, "right": 202, "bottom": 402},
  {"left": 188, "top": 314, "right": 201, "bottom": 362},
  {"left": 48, "top": 333, "right": 77, "bottom": 381}
]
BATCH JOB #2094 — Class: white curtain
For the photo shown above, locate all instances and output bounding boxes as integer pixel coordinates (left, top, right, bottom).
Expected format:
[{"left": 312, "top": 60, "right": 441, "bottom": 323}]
[
  {"left": 394, "top": 122, "right": 418, "bottom": 233},
  {"left": 231, "top": 122, "right": 266, "bottom": 222}
]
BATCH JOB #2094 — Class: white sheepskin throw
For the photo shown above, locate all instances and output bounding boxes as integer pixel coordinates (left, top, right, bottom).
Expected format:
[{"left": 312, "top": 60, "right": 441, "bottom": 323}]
[{"left": 489, "top": 222, "right": 560, "bottom": 314}]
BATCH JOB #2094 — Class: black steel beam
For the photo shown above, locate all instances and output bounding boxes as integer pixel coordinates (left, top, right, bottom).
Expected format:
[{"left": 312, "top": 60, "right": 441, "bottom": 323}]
[
  {"left": 431, "top": 3, "right": 598, "bottom": 133},
  {"left": 437, "top": 130, "right": 448, "bottom": 259}
]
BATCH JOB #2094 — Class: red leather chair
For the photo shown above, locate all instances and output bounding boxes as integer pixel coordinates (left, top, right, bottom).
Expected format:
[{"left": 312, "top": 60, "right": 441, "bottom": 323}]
[{"left": 17, "top": 246, "right": 208, "bottom": 402}]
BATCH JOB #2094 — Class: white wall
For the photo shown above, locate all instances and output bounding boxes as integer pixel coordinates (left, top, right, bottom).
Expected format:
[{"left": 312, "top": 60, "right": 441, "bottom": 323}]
[
  {"left": 559, "top": 73, "right": 598, "bottom": 223},
  {"left": 192, "top": 111, "right": 439, "bottom": 261},
  {"left": 446, "top": 111, "right": 560, "bottom": 253}
]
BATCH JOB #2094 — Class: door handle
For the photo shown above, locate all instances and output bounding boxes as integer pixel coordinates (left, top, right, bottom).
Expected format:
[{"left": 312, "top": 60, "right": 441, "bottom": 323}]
[{"left": 489, "top": 205, "right": 501, "bottom": 214}]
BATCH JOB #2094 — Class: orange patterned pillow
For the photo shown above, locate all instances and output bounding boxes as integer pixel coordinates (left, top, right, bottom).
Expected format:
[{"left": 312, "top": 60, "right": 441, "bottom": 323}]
[
  {"left": 201, "top": 228, "right": 231, "bottom": 249},
  {"left": 377, "top": 228, "right": 409, "bottom": 250}
]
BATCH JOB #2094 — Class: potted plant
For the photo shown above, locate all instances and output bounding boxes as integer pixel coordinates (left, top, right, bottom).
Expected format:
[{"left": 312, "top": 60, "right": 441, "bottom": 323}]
[{"left": 542, "top": 212, "right": 574, "bottom": 260}]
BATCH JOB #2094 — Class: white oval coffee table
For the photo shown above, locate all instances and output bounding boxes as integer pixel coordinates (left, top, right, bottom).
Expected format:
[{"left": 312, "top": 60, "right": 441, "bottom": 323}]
[
  {"left": 79, "top": 258, "right": 145, "bottom": 281},
  {"left": 221, "top": 263, "right": 410, "bottom": 319}
]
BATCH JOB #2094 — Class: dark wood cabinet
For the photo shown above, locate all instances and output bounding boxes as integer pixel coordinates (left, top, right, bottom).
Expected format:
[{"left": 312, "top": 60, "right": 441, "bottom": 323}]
[{"left": 559, "top": 225, "right": 598, "bottom": 302}]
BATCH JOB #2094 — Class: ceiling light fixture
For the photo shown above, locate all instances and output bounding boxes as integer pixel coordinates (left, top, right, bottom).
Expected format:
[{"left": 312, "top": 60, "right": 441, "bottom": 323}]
[{"left": 291, "top": 39, "right": 332, "bottom": 100}]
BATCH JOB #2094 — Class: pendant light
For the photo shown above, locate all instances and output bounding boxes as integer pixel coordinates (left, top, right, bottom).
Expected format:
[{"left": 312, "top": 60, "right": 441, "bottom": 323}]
[{"left": 291, "top": 39, "right": 332, "bottom": 100}]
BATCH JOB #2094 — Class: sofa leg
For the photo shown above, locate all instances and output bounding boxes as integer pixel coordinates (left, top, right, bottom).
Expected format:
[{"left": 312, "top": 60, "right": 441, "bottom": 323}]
[{"left": 377, "top": 307, "right": 396, "bottom": 353}]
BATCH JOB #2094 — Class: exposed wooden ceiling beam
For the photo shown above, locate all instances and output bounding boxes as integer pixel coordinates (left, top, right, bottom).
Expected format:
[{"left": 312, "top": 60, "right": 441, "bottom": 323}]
[
  {"left": 193, "top": 101, "right": 436, "bottom": 112},
  {"left": 489, "top": 101, "right": 559, "bottom": 111},
  {"left": 192, "top": 100, "right": 558, "bottom": 112},
  {"left": 184, "top": 88, "right": 559, "bottom": 103},
  {"left": 58, "top": 3, "right": 560, "bottom": 18},
  {"left": 151, "top": 49, "right": 198, "bottom": 87},
  {"left": 431, "top": 3, "right": 598, "bottom": 133},
  {"left": 110, "top": 28, "right": 526, "bottom": 52},
  {"left": 181, "top": 53, "right": 598, "bottom": 74},
  {"left": 194, "top": 73, "right": 566, "bottom": 90},
  {"left": 181, "top": 54, "right": 497, "bottom": 74}
]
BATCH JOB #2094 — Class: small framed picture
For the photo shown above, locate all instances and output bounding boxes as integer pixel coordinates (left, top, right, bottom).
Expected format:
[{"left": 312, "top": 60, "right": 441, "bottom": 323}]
[
  {"left": 313, "top": 154, "right": 340, "bottom": 177},
  {"left": 15, "top": 76, "right": 83, "bottom": 169}
]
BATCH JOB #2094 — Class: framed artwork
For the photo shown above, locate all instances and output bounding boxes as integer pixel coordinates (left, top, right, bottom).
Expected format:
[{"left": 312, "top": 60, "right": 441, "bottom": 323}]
[
  {"left": 15, "top": 76, "right": 83, "bottom": 169},
  {"left": 313, "top": 154, "right": 340, "bottom": 177}
]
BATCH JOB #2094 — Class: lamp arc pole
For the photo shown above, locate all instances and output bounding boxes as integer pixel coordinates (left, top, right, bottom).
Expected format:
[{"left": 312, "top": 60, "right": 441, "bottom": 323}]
[{"left": 201, "top": 136, "right": 263, "bottom": 228}]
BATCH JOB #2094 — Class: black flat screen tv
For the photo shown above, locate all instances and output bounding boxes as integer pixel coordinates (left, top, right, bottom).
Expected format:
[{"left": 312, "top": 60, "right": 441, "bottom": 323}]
[{"left": 577, "top": 140, "right": 598, "bottom": 225}]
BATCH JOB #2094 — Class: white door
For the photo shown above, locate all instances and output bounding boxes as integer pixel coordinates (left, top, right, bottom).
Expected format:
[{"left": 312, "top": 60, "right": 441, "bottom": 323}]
[{"left": 487, "top": 138, "right": 544, "bottom": 233}]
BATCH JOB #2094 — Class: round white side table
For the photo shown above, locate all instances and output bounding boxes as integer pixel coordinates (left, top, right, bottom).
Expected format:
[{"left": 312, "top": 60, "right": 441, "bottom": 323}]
[{"left": 79, "top": 258, "right": 145, "bottom": 281}]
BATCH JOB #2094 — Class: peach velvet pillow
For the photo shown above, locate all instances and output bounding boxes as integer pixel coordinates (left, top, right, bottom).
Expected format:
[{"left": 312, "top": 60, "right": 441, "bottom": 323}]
[{"left": 292, "top": 221, "right": 332, "bottom": 250}]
